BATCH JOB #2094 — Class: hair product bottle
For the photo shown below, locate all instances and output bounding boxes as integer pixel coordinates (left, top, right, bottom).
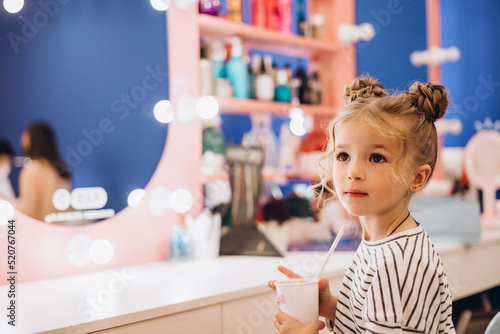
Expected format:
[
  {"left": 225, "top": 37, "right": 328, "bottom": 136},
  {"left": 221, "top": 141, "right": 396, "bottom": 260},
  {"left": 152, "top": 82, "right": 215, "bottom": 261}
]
[
  {"left": 255, "top": 57, "right": 274, "bottom": 101},
  {"left": 295, "top": 62, "right": 310, "bottom": 104},
  {"left": 279, "top": 0, "right": 292, "bottom": 34},
  {"left": 309, "top": 71, "right": 322, "bottom": 105},
  {"left": 208, "top": 39, "right": 227, "bottom": 82},
  {"left": 265, "top": 0, "right": 280, "bottom": 30},
  {"left": 311, "top": 14, "right": 325, "bottom": 40},
  {"left": 296, "top": 0, "right": 306, "bottom": 35},
  {"left": 226, "top": 37, "right": 249, "bottom": 99},
  {"left": 200, "top": 44, "right": 214, "bottom": 96},
  {"left": 274, "top": 69, "right": 291, "bottom": 102},
  {"left": 251, "top": 0, "right": 266, "bottom": 27},
  {"left": 227, "top": 0, "right": 242, "bottom": 22},
  {"left": 249, "top": 53, "right": 262, "bottom": 99}
]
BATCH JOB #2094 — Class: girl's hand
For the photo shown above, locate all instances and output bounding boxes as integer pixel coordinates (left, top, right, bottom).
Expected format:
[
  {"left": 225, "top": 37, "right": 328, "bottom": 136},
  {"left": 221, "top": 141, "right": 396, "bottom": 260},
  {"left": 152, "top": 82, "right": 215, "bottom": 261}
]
[
  {"left": 268, "top": 266, "right": 338, "bottom": 319},
  {"left": 274, "top": 308, "right": 325, "bottom": 334}
]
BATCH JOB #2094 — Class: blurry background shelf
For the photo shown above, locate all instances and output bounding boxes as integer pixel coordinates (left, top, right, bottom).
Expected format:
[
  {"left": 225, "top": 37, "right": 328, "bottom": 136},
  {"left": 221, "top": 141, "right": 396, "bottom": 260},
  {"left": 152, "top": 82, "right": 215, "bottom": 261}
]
[
  {"left": 215, "top": 96, "right": 336, "bottom": 117},
  {"left": 201, "top": 169, "right": 322, "bottom": 185},
  {"left": 198, "top": 14, "right": 341, "bottom": 58}
]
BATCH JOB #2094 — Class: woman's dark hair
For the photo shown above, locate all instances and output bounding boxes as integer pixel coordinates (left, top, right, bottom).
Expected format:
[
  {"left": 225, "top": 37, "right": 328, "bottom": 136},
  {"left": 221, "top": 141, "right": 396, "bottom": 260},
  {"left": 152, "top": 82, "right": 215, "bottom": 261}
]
[
  {"left": 24, "top": 122, "right": 71, "bottom": 179},
  {"left": 0, "top": 138, "right": 14, "bottom": 157}
]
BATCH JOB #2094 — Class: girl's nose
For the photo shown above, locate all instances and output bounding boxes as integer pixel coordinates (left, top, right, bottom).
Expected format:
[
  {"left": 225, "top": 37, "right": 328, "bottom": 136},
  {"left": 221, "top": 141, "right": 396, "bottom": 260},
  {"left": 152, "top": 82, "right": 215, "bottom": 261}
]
[{"left": 347, "top": 160, "right": 365, "bottom": 181}]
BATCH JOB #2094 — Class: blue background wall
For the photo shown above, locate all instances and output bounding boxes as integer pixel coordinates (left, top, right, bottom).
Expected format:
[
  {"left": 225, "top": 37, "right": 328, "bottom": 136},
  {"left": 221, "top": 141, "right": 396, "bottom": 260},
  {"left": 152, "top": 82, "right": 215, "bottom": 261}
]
[
  {"left": 0, "top": 1, "right": 169, "bottom": 213},
  {"left": 356, "top": 0, "right": 428, "bottom": 90},
  {"left": 441, "top": 0, "right": 500, "bottom": 147}
]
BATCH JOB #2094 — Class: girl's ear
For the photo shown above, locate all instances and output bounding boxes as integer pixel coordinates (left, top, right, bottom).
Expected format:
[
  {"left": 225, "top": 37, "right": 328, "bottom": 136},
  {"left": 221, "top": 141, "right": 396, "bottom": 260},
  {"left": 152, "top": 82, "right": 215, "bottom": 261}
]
[{"left": 411, "top": 164, "right": 432, "bottom": 192}]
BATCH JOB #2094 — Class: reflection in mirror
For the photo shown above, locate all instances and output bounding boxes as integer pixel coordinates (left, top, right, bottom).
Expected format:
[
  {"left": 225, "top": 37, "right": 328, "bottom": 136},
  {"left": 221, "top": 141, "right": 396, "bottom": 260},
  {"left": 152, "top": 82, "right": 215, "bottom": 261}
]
[{"left": 0, "top": 1, "right": 169, "bottom": 224}]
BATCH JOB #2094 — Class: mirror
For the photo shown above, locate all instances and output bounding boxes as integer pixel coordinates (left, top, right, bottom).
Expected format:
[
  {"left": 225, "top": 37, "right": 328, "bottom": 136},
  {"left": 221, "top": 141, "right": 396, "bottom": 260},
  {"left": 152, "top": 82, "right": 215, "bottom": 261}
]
[
  {"left": 465, "top": 130, "right": 500, "bottom": 228},
  {"left": 0, "top": 1, "right": 169, "bottom": 223}
]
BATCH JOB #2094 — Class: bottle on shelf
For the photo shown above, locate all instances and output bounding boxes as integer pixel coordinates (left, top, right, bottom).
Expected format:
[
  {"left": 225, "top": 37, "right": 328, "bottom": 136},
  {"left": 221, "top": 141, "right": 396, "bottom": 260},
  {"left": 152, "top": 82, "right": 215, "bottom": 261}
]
[
  {"left": 309, "top": 71, "right": 322, "bottom": 105},
  {"left": 226, "top": 37, "right": 249, "bottom": 99},
  {"left": 296, "top": 0, "right": 306, "bottom": 36},
  {"left": 199, "top": 43, "right": 214, "bottom": 96},
  {"left": 255, "top": 56, "right": 274, "bottom": 101},
  {"left": 208, "top": 39, "right": 227, "bottom": 83},
  {"left": 226, "top": 0, "right": 242, "bottom": 22},
  {"left": 249, "top": 53, "right": 262, "bottom": 99},
  {"left": 279, "top": 0, "right": 292, "bottom": 34},
  {"left": 199, "top": 0, "right": 221, "bottom": 16},
  {"left": 295, "top": 62, "right": 310, "bottom": 104},
  {"left": 311, "top": 14, "right": 325, "bottom": 40},
  {"left": 251, "top": 0, "right": 266, "bottom": 27},
  {"left": 275, "top": 69, "right": 291, "bottom": 103},
  {"left": 265, "top": 0, "right": 280, "bottom": 31},
  {"left": 215, "top": 79, "right": 234, "bottom": 97}
]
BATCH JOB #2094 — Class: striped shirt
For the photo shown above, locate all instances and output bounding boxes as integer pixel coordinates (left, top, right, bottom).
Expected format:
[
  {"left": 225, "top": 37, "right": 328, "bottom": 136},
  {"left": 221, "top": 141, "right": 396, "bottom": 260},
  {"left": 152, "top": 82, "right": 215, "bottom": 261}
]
[{"left": 334, "top": 225, "right": 455, "bottom": 334}]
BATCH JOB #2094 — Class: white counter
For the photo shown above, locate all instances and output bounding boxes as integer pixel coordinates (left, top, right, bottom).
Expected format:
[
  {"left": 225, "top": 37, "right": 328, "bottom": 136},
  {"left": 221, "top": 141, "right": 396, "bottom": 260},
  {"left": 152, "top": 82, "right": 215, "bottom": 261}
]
[{"left": 1, "top": 230, "right": 500, "bottom": 334}]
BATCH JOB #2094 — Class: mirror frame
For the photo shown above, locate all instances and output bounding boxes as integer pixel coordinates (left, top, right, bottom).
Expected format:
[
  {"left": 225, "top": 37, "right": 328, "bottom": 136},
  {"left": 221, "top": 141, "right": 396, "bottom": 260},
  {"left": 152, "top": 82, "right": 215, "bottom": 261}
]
[{"left": 0, "top": 5, "right": 202, "bottom": 284}]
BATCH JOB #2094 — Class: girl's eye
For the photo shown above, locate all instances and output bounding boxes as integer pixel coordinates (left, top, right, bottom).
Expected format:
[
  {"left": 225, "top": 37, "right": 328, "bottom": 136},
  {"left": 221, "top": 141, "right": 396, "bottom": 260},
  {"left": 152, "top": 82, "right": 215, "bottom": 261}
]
[
  {"left": 370, "top": 154, "right": 386, "bottom": 163},
  {"left": 336, "top": 152, "right": 349, "bottom": 162}
]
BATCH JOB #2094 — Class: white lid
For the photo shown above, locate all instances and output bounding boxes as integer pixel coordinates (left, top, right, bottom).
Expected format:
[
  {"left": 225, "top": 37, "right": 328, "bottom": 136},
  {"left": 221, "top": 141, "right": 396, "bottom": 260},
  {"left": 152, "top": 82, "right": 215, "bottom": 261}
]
[
  {"left": 311, "top": 14, "right": 325, "bottom": 25},
  {"left": 208, "top": 39, "right": 227, "bottom": 61},
  {"left": 230, "top": 37, "right": 244, "bottom": 58},
  {"left": 276, "top": 69, "right": 288, "bottom": 86}
]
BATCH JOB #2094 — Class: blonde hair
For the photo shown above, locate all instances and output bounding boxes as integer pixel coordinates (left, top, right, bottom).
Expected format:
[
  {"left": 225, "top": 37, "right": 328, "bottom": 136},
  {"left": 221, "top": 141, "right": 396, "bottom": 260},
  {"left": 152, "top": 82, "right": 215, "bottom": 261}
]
[{"left": 316, "top": 75, "right": 448, "bottom": 199}]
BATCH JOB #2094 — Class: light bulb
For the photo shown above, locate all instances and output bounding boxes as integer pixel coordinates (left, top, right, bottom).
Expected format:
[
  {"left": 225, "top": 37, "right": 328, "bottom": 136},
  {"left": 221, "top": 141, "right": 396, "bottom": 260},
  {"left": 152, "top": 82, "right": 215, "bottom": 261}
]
[
  {"left": 89, "top": 239, "right": 114, "bottom": 265},
  {"left": 0, "top": 200, "right": 14, "bottom": 226},
  {"left": 127, "top": 189, "right": 146, "bottom": 207},
  {"left": 176, "top": 94, "right": 198, "bottom": 123},
  {"left": 290, "top": 117, "right": 306, "bottom": 136},
  {"left": 3, "top": 0, "right": 24, "bottom": 14},
  {"left": 196, "top": 96, "right": 219, "bottom": 119},
  {"left": 148, "top": 185, "right": 172, "bottom": 216},
  {"left": 150, "top": 0, "right": 170, "bottom": 11},
  {"left": 169, "top": 189, "right": 193, "bottom": 213},
  {"left": 154, "top": 100, "right": 174, "bottom": 124},
  {"left": 52, "top": 188, "right": 71, "bottom": 211},
  {"left": 66, "top": 233, "right": 93, "bottom": 267}
]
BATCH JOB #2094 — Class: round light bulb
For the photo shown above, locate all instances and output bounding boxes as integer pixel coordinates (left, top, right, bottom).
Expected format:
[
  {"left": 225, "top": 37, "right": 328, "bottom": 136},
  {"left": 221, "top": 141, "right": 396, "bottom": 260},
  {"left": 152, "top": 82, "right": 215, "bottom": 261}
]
[
  {"left": 150, "top": 0, "right": 170, "bottom": 11},
  {"left": 154, "top": 100, "right": 174, "bottom": 124},
  {"left": 196, "top": 96, "right": 219, "bottom": 119},
  {"left": 52, "top": 188, "right": 71, "bottom": 211},
  {"left": 289, "top": 107, "right": 304, "bottom": 119},
  {"left": 66, "top": 233, "right": 93, "bottom": 267},
  {"left": 89, "top": 239, "right": 114, "bottom": 265},
  {"left": 148, "top": 185, "right": 171, "bottom": 216},
  {"left": 169, "top": 189, "right": 193, "bottom": 213},
  {"left": 290, "top": 117, "right": 306, "bottom": 136},
  {"left": 0, "top": 200, "right": 14, "bottom": 226},
  {"left": 176, "top": 94, "right": 198, "bottom": 123},
  {"left": 127, "top": 189, "right": 146, "bottom": 207},
  {"left": 3, "top": 0, "right": 24, "bottom": 14}
]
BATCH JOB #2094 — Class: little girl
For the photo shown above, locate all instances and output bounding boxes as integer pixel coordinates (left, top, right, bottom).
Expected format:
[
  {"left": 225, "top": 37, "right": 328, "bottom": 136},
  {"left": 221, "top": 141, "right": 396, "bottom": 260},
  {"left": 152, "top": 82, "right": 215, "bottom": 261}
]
[{"left": 269, "top": 76, "right": 456, "bottom": 333}]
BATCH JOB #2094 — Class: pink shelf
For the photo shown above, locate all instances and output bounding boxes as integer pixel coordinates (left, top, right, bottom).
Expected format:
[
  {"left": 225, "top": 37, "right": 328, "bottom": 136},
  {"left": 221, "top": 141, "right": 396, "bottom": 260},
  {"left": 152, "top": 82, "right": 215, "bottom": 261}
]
[
  {"left": 201, "top": 170, "right": 321, "bottom": 185},
  {"left": 198, "top": 14, "right": 341, "bottom": 57},
  {"left": 215, "top": 96, "right": 336, "bottom": 117}
]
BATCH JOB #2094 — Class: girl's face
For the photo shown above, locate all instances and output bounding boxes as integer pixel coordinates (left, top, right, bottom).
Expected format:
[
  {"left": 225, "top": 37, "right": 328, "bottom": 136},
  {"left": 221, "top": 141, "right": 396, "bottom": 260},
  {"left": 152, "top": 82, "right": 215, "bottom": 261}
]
[{"left": 332, "top": 119, "right": 413, "bottom": 219}]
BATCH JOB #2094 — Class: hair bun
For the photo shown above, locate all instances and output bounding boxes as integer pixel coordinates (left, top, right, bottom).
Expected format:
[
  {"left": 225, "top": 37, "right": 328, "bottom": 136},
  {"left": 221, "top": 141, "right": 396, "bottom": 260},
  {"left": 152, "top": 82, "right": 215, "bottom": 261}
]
[
  {"left": 343, "top": 76, "right": 389, "bottom": 104},
  {"left": 407, "top": 82, "right": 448, "bottom": 122}
]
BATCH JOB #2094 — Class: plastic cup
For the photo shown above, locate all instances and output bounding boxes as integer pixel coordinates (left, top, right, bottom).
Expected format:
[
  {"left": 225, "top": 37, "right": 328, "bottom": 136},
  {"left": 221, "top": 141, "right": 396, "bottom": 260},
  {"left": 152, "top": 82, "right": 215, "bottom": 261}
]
[{"left": 274, "top": 278, "right": 319, "bottom": 324}]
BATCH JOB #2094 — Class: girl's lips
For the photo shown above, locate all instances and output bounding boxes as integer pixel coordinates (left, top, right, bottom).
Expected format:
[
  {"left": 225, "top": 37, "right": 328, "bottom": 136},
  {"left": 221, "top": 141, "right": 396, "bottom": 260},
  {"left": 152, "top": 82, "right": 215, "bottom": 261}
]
[{"left": 345, "top": 190, "right": 367, "bottom": 197}]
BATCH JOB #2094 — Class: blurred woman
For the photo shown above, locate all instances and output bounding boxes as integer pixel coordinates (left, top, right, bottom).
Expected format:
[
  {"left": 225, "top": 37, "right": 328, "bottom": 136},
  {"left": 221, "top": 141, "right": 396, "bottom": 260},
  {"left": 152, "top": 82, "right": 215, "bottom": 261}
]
[{"left": 16, "top": 122, "right": 71, "bottom": 221}]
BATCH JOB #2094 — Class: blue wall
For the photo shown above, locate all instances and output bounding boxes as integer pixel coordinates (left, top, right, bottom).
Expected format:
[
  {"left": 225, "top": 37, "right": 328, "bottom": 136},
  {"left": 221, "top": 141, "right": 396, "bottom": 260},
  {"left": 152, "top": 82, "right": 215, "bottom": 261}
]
[
  {"left": 356, "top": 0, "right": 427, "bottom": 90},
  {"left": 0, "top": 1, "right": 169, "bottom": 213},
  {"left": 441, "top": 0, "right": 500, "bottom": 147}
]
